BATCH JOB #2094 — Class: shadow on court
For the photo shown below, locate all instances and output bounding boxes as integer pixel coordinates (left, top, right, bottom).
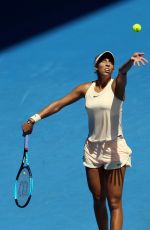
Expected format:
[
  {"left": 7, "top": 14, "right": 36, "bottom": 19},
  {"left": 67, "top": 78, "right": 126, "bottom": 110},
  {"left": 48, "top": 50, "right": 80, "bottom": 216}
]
[{"left": 0, "top": 0, "right": 130, "bottom": 51}]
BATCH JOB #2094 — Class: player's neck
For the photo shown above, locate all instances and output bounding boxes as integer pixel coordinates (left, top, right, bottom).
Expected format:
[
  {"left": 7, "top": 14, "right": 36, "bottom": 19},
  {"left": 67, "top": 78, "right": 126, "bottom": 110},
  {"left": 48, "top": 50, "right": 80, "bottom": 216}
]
[{"left": 96, "top": 76, "right": 111, "bottom": 88}]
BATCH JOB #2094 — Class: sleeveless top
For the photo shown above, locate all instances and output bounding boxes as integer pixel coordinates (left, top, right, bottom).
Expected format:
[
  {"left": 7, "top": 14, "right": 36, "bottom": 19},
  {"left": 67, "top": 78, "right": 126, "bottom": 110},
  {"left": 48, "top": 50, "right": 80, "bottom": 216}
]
[{"left": 85, "top": 79, "right": 123, "bottom": 142}]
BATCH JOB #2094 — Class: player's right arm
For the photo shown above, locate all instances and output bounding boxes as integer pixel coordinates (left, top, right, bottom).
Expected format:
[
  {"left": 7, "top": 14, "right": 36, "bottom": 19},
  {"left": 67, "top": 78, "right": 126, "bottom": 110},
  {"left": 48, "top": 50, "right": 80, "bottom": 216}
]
[{"left": 22, "top": 82, "right": 91, "bottom": 135}]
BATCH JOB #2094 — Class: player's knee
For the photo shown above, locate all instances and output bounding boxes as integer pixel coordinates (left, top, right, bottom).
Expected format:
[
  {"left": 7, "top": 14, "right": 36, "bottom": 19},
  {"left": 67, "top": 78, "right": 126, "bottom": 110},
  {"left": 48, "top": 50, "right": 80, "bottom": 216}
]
[
  {"left": 92, "top": 190, "right": 106, "bottom": 205},
  {"left": 108, "top": 197, "right": 122, "bottom": 211}
]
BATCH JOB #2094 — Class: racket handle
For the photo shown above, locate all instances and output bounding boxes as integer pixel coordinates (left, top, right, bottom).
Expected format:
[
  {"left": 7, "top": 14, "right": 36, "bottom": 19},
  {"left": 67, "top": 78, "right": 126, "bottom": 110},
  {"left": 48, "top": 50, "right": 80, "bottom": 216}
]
[{"left": 24, "top": 135, "right": 29, "bottom": 150}]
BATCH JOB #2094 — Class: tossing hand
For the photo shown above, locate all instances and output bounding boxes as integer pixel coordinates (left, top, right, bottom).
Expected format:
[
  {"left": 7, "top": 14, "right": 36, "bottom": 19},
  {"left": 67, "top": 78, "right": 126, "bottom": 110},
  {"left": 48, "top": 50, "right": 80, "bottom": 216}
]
[{"left": 131, "top": 52, "right": 148, "bottom": 66}]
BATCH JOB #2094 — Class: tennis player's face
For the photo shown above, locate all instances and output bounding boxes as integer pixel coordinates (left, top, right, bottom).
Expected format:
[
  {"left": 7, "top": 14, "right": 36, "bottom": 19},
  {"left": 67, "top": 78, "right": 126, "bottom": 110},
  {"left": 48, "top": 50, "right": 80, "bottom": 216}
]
[{"left": 97, "top": 58, "right": 114, "bottom": 77}]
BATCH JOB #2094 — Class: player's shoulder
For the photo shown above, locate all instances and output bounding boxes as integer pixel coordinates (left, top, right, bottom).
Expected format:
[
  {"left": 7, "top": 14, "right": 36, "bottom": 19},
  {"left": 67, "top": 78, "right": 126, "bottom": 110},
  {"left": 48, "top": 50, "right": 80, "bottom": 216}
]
[{"left": 77, "top": 81, "right": 93, "bottom": 95}]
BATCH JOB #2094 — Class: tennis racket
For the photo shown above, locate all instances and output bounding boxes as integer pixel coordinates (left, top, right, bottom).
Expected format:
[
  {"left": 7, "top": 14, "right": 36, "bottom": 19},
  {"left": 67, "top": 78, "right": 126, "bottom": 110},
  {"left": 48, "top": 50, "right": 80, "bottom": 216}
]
[{"left": 14, "top": 135, "right": 33, "bottom": 208}]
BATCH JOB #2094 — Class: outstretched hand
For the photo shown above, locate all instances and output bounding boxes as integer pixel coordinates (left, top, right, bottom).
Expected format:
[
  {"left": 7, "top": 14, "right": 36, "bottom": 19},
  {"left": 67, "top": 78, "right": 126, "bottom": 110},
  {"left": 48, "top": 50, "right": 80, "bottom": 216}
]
[
  {"left": 131, "top": 52, "right": 148, "bottom": 66},
  {"left": 22, "top": 121, "right": 33, "bottom": 136}
]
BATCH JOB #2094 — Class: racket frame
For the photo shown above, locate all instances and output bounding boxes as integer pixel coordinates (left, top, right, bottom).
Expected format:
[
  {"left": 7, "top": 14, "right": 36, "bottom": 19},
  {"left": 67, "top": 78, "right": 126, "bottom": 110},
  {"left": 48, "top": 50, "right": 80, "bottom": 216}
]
[{"left": 14, "top": 135, "right": 33, "bottom": 208}]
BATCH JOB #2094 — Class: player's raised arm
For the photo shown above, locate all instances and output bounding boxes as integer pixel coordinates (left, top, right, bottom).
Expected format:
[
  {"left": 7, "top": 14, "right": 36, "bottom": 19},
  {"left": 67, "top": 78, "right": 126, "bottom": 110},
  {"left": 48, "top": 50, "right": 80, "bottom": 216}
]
[
  {"left": 113, "top": 52, "right": 148, "bottom": 100},
  {"left": 119, "top": 52, "right": 148, "bottom": 74},
  {"left": 22, "top": 83, "right": 91, "bottom": 136}
]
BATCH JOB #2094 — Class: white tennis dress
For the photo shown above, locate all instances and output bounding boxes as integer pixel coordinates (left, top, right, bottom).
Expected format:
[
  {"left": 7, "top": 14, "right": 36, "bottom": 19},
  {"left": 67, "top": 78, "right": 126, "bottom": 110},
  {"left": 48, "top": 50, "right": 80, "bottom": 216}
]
[{"left": 83, "top": 79, "right": 132, "bottom": 169}]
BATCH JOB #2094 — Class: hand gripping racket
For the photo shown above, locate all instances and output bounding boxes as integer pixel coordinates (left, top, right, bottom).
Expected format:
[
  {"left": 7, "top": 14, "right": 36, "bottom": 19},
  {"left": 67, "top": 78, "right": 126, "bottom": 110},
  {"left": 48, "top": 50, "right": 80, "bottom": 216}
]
[{"left": 14, "top": 135, "right": 33, "bottom": 208}]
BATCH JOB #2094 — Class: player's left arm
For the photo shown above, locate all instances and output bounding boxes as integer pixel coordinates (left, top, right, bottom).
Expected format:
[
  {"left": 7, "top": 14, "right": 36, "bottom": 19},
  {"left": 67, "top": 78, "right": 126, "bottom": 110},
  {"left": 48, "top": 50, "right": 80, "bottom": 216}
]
[{"left": 112, "top": 52, "right": 148, "bottom": 101}]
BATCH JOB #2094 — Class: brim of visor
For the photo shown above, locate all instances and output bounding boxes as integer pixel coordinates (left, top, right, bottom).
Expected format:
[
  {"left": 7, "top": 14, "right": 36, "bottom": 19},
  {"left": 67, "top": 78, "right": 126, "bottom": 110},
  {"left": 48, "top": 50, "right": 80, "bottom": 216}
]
[{"left": 95, "top": 51, "right": 115, "bottom": 66}]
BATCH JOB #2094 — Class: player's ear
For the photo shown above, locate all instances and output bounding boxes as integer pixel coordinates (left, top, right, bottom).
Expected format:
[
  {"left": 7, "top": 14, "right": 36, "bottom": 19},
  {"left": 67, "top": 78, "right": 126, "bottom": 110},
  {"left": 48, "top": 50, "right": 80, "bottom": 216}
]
[{"left": 94, "top": 67, "right": 98, "bottom": 73}]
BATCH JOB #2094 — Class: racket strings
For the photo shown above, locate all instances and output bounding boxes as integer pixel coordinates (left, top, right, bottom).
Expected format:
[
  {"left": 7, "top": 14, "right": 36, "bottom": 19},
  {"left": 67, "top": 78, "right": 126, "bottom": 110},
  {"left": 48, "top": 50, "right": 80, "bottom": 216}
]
[{"left": 15, "top": 167, "right": 33, "bottom": 207}]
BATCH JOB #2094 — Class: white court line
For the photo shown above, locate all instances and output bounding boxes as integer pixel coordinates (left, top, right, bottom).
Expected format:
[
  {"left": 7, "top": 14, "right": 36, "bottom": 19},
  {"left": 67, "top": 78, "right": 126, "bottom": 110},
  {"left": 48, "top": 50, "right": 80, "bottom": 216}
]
[{"left": 20, "top": 88, "right": 32, "bottom": 106}]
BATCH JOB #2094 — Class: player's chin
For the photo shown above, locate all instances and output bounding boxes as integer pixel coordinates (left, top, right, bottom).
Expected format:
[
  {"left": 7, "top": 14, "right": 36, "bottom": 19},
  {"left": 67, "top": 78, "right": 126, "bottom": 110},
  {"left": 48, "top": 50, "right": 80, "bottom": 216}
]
[{"left": 104, "top": 72, "right": 111, "bottom": 78}]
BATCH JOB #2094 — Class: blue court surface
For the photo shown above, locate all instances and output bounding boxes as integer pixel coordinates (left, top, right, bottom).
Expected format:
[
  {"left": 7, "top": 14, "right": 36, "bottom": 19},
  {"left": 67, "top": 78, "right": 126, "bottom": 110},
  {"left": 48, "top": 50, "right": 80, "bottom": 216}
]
[{"left": 0, "top": 0, "right": 150, "bottom": 229}]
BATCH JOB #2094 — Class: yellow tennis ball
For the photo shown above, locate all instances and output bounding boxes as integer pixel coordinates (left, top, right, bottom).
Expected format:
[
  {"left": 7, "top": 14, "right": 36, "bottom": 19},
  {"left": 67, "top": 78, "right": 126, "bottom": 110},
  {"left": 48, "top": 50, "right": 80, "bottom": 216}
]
[{"left": 132, "top": 24, "right": 142, "bottom": 32}]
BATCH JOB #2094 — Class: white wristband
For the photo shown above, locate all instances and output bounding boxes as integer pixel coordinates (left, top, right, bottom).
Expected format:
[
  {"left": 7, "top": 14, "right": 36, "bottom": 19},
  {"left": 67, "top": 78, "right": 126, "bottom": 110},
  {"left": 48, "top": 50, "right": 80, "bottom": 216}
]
[{"left": 30, "top": 114, "right": 41, "bottom": 123}]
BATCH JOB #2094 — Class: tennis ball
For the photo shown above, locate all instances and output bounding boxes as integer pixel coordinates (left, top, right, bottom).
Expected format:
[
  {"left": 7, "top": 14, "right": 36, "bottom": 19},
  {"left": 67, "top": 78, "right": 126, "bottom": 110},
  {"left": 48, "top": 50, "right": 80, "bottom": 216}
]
[
  {"left": 132, "top": 24, "right": 142, "bottom": 32},
  {"left": 23, "top": 171, "right": 26, "bottom": 175}
]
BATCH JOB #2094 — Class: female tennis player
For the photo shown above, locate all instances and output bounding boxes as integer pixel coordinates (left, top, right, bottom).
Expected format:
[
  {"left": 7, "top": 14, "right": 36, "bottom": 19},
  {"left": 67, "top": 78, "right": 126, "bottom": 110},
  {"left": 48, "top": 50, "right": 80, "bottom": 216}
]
[{"left": 22, "top": 51, "right": 148, "bottom": 230}]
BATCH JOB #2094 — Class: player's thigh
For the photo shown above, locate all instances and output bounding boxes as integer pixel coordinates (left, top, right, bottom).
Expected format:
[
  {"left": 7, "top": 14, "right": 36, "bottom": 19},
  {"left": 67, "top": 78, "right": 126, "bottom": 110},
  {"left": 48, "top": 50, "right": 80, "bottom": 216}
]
[
  {"left": 85, "top": 167, "right": 106, "bottom": 199},
  {"left": 105, "top": 166, "right": 126, "bottom": 204}
]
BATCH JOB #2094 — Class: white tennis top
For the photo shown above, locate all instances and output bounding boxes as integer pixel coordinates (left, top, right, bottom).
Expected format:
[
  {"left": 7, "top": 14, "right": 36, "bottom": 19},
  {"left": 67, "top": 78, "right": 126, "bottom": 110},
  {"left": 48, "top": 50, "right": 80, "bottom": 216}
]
[{"left": 85, "top": 79, "right": 123, "bottom": 142}]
